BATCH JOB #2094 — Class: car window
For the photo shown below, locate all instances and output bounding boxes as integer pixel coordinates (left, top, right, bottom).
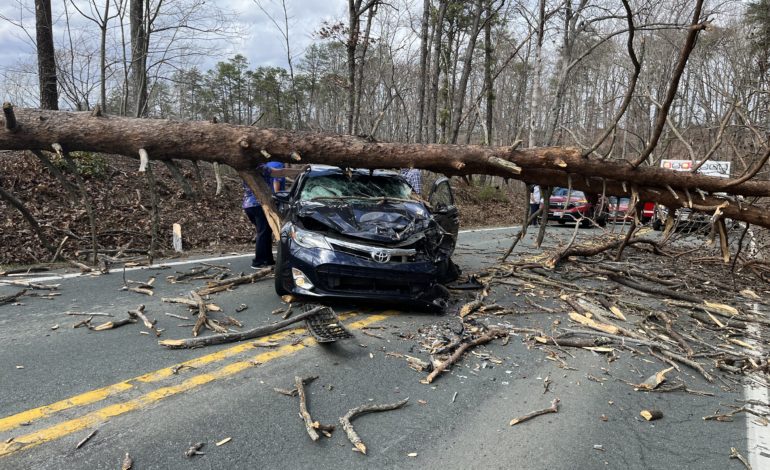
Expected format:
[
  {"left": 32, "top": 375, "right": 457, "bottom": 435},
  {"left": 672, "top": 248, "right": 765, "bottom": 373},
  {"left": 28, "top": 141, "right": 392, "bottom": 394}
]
[
  {"left": 299, "top": 174, "right": 412, "bottom": 201},
  {"left": 552, "top": 188, "right": 584, "bottom": 198},
  {"left": 429, "top": 179, "right": 454, "bottom": 209}
]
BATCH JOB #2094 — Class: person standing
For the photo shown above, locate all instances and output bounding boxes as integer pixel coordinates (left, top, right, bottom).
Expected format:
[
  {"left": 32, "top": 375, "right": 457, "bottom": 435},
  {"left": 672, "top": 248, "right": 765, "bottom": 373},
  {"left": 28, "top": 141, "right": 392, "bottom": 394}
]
[
  {"left": 400, "top": 168, "right": 422, "bottom": 195},
  {"left": 529, "top": 185, "right": 542, "bottom": 225},
  {"left": 243, "top": 161, "right": 285, "bottom": 269}
]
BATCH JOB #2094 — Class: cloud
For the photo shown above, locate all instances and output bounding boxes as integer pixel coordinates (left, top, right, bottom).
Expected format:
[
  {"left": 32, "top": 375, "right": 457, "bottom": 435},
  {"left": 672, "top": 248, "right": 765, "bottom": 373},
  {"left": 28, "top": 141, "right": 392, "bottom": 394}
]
[{"left": 0, "top": 0, "right": 346, "bottom": 72}]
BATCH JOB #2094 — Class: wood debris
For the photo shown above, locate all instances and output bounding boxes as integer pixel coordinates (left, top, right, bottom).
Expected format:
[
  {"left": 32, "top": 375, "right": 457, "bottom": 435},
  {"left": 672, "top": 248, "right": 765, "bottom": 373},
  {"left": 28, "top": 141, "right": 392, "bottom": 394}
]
[
  {"left": 184, "top": 442, "right": 205, "bottom": 457},
  {"left": 92, "top": 317, "right": 136, "bottom": 331},
  {"left": 121, "top": 453, "right": 133, "bottom": 470},
  {"left": 0, "top": 289, "right": 27, "bottom": 305},
  {"left": 729, "top": 447, "right": 752, "bottom": 470},
  {"left": 340, "top": 398, "right": 409, "bottom": 454},
  {"left": 75, "top": 429, "right": 97, "bottom": 449},
  {"left": 195, "top": 268, "right": 272, "bottom": 296},
  {"left": 635, "top": 367, "right": 674, "bottom": 391},
  {"left": 422, "top": 329, "right": 506, "bottom": 384},
  {"left": 509, "top": 398, "right": 560, "bottom": 426},
  {"left": 127, "top": 304, "right": 161, "bottom": 336},
  {"left": 159, "top": 306, "right": 326, "bottom": 349},
  {"left": 295, "top": 376, "right": 322, "bottom": 441},
  {"left": 640, "top": 410, "right": 663, "bottom": 421}
]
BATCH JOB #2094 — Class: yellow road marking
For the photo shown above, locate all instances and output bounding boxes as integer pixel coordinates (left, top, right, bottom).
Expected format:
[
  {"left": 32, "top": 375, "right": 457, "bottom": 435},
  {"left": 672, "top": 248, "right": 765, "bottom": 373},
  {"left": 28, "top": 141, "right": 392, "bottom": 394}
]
[
  {"left": 0, "top": 311, "right": 360, "bottom": 434},
  {"left": 0, "top": 313, "right": 389, "bottom": 458}
]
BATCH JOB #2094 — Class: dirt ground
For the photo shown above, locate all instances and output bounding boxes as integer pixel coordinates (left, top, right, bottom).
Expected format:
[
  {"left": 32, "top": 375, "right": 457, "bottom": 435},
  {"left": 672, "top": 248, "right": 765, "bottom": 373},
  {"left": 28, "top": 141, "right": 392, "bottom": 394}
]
[{"left": 0, "top": 151, "right": 524, "bottom": 266}]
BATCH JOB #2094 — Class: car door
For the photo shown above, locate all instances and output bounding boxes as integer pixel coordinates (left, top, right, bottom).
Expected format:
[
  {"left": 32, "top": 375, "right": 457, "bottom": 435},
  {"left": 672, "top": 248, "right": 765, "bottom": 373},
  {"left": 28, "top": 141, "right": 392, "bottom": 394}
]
[{"left": 428, "top": 177, "right": 460, "bottom": 251}]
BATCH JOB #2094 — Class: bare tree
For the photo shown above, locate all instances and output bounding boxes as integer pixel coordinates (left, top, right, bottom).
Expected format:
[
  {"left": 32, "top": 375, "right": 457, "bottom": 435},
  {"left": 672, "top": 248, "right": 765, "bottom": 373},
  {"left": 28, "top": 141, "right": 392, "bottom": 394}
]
[{"left": 35, "top": 0, "right": 58, "bottom": 110}]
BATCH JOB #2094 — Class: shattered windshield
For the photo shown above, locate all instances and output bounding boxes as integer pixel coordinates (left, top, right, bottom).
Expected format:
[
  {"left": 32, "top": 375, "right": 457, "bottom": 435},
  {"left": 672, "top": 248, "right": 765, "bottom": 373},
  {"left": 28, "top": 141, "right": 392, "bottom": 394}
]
[{"left": 299, "top": 173, "right": 413, "bottom": 201}]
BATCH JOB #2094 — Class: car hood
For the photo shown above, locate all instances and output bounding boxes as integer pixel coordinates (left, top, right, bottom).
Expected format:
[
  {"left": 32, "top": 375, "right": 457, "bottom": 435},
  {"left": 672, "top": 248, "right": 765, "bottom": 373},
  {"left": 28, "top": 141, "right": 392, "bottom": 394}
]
[
  {"left": 297, "top": 199, "right": 432, "bottom": 244},
  {"left": 550, "top": 195, "right": 587, "bottom": 204}
]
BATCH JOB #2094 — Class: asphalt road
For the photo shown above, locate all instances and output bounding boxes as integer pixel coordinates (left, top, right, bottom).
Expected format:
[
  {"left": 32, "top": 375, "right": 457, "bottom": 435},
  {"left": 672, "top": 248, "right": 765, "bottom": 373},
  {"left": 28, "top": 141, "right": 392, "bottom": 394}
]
[{"left": 0, "top": 225, "right": 766, "bottom": 470}]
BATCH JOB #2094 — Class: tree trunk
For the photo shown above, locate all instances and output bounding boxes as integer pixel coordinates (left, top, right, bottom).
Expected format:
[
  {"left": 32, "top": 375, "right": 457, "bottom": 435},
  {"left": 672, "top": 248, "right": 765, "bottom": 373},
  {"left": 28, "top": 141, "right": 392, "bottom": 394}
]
[
  {"left": 416, "top": 0, "right": 431, "bottom": 143},
  {"left": 2, "top": 108, "right": 770, "bottom": 229},
  {"left": 130, "top": 0, "right": 148, "bottom": 117},
  {"left": 35, "top": 0, "right": 59, "bottom": 110},
  {"left": 428, "top": 0, "right": 448, "bottom": 144},
  {"left": 449, "top": 0, "right": 484, "bottom": 144},
  {"left": 483, "top": 0, "right": 494, "bottom": 146},
  {"left": 528, "top": 0, "right": 546, "bottom": 147},
  {"left": 347, "top": 0, "right": 361, "bottom": 134}
]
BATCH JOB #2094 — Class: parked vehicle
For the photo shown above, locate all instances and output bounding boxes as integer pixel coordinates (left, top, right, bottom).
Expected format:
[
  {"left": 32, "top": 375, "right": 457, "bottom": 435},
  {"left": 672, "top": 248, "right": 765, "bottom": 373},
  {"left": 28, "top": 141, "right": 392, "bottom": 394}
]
[
  {"left": 651, "top": 160, "right": 732, "bottom": 231},
  {"left": 641, "top": 202, "right": 655, "bottom": 223},
  {"left": 272, "top": 165, "right": 459, "bottom": 309},
  {"left": 606, "top": 197, "right": 633, "bottom": 223},
  {"left": 546, "top": 188, "right": 607, "bottom": 227}
]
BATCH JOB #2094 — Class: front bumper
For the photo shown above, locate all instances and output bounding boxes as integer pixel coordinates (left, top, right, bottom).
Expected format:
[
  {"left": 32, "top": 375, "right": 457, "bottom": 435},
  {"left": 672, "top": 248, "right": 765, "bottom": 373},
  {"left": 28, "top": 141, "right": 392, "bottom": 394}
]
[
  {"left": 281, "top": 239, "right": 448, "bottom": 308},
  {"left": 547, "top": 207, "right": 588, "bottom": 222}
]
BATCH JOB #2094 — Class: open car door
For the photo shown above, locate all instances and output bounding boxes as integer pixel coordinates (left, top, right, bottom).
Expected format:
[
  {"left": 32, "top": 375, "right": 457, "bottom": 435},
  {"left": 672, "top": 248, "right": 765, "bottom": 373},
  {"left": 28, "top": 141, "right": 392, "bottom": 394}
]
[{"left": 428, "top": 177, "right": 460, "bottom": 254}]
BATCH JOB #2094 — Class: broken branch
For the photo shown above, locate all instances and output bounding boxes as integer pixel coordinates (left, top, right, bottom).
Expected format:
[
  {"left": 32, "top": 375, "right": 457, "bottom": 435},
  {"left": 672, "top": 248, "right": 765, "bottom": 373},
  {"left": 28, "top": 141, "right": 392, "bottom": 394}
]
[{"left": 340, "top": 398, "right": 409, "bottom": 454}]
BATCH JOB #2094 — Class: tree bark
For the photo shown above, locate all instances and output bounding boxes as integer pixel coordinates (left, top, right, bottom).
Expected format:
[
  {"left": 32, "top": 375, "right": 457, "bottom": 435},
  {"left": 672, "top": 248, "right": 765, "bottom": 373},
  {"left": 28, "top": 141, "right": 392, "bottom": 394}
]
[
  {"left": 449, "top": 0, "right": 484, "bottom": 144},
  {"left": 2, "top": 108, "right": 769, "bottom": 228},
  {"left": 35, "top": 0, "right": 59, "bottom": 110},
  {"left": 416, "top": 0, "right": 431, "bottom": 143},
  {"left": 130, "top": 0, "right": 148, "bottom": 117}
]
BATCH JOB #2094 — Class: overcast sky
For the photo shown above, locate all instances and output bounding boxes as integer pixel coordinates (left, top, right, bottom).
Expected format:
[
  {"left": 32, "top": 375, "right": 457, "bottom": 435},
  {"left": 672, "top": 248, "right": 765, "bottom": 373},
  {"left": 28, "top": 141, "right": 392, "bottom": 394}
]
[{"left": 0, "top": 0, "right": 348, "bottom": 73}]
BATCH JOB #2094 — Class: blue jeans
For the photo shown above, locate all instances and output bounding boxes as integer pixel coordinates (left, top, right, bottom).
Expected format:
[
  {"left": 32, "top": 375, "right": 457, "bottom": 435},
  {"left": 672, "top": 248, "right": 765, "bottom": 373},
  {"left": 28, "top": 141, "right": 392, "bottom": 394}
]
[{"left": 244, "top": 206, "right": 274, "bottom": 264}]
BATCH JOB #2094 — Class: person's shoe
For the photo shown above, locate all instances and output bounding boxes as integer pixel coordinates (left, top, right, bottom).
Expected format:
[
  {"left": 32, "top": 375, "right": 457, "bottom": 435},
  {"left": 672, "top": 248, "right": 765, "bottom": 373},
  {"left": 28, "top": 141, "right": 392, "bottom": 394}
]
[{"left": 251, "top": 260, "right": 276, "bottom": 269}]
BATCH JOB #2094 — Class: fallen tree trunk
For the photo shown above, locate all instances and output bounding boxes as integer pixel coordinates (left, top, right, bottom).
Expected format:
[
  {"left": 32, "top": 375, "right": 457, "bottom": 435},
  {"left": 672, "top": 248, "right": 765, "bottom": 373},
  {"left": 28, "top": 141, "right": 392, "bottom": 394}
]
[{"left": 2, "top": 108, "right": 769, "bottom": 227}]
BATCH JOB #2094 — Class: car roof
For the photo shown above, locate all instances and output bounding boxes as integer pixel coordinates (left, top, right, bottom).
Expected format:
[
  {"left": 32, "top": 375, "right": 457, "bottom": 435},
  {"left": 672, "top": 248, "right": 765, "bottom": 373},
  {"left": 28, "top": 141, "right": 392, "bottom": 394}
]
[{"left": 305, "top": 165, "right": 400, "bottom": 178}]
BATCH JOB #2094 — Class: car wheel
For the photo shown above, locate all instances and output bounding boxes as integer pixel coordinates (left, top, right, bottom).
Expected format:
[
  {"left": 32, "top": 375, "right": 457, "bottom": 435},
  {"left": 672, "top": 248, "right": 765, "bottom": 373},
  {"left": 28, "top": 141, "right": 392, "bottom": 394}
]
[
  {"left": 597, "top": 215, "right": 608, "bottom": 227},
  {"left": 274, "top": 240, "right": 291, "bottom": 296},
  {"left": 652, "top": 219, "right": 662, "bottom": 231}
]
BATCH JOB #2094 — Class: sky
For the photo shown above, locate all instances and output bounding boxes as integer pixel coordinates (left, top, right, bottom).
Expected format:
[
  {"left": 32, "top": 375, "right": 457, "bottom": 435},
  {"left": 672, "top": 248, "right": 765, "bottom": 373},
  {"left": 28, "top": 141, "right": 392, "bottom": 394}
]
[{"left": 0, "top": 0, "right": 348, "bottom": 76}]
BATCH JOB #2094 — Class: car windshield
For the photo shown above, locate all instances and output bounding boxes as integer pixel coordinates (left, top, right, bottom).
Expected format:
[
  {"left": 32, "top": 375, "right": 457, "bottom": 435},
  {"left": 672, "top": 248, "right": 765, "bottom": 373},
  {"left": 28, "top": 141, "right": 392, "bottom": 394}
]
[
  {"left": 299, "top": 173, "right": 413, "bottom": 201},
  {"left": 553, "top": 188, "right": 585, "bottom": 198}
]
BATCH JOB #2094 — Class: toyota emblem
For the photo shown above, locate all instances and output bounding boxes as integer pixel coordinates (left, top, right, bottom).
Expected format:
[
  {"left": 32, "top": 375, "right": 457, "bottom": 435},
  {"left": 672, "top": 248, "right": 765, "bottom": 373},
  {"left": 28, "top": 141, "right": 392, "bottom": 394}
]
[{"left": 371, "top": 250, "right": 391, "bottom": 263}]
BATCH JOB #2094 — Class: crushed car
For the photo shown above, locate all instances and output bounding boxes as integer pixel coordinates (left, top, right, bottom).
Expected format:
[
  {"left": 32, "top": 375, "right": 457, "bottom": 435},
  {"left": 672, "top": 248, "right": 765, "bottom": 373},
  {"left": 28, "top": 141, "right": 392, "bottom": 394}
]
[{"left": 272, "top": 165, "right": 460, "bottom": 309}]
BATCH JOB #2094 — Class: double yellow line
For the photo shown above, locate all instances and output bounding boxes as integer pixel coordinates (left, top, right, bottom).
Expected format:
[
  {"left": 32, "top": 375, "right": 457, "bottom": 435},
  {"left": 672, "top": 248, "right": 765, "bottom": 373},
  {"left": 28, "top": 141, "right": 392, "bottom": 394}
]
[{"left": 0, "top": 312, "right": 390, "bottom": 457}]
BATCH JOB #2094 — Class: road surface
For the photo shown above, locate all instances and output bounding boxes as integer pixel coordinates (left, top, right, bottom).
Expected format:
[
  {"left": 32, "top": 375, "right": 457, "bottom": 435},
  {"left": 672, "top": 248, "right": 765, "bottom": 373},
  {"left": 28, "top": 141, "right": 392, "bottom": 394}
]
[{"left": 0, "top": 225, "right": 766, "bottom": 469}]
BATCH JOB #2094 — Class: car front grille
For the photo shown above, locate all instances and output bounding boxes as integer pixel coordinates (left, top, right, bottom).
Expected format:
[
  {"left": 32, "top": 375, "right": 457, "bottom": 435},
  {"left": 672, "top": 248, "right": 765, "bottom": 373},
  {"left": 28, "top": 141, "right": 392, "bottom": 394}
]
[
  {"left": 327, "top": 238, "right": 417, "bottom": 263},
  {"left": 316, "top": 265, "right": 432, "bottom": 296}
]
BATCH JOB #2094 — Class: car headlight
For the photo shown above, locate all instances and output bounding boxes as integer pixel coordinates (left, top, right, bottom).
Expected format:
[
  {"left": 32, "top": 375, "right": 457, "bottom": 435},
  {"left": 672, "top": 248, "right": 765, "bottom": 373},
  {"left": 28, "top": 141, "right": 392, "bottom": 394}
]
[{"left": 290, "top": 226, "right": 332, "bottom": 250}]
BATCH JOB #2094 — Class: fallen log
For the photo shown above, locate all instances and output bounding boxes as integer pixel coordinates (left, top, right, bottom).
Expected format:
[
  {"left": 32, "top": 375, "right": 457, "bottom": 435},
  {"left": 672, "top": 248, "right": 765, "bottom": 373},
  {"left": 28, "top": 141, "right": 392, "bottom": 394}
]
[
  {"left": 340, "top": 398, "right": 409, "bottom": 454},
  {"left": 510, "top": 398, "right": 560, "bottom": 426},
  {"left": 421, "top": 329, "right": 506, "bottom": 384},
  {"left": 158, "top": 306, "right": 326, "bottom": 349},
  {"left": 3, "top": 108, "right": 770, "bottom": 228}
]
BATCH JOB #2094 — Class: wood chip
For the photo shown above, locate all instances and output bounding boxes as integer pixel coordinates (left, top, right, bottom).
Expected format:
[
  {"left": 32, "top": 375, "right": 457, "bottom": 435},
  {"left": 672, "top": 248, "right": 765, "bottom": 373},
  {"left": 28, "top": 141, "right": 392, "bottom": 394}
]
[
  {"left": 635, "top": 367, "right": 674, "bottom": 391},
  {"left": 640, "top": 409, "right": 663, "bottom": 421},
  {"left": 215, "top": 437, "right": 232, "bottom": 446}
]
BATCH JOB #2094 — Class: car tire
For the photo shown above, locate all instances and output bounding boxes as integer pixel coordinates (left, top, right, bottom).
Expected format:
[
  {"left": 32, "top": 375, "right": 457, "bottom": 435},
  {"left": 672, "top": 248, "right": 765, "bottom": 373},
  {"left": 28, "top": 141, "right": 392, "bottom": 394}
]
[
  {"left": 652, "top": 219, "right": 662, "bottom": 231},
  {"left": 597, "top": 215, "right": 608, "bottom": 227},
  {"left": 274, "top": 240, "right": 291, "bottom": 296}
]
